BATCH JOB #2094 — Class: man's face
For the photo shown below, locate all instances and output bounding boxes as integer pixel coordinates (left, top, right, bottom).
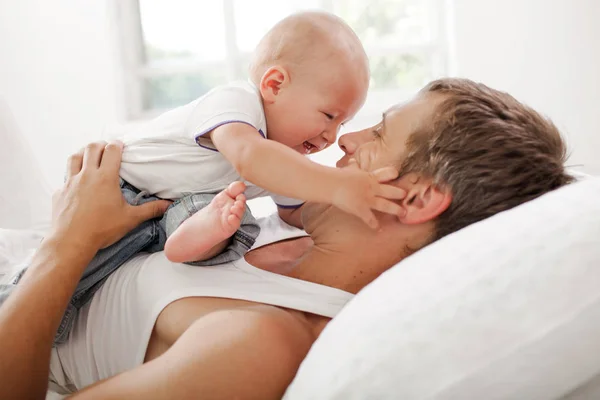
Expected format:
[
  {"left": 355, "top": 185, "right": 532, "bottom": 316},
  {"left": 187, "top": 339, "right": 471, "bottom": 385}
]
[
  {"left": 302, "top": 93, "right": 442, "bottom": 231},
  {"left": 336, "top": 93, "right": 440, "bottom": 171}
]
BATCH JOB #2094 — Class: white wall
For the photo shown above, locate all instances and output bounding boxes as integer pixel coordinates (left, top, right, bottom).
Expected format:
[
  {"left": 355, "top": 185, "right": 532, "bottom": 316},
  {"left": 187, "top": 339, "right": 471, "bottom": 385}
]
[
  {"left": 452, "top": 0, "right": 600, "bottom": 174},
  {"left": 0, "top": 0, "right": 123, "bottom": 187},
  {"left": 0, "top": 0, "right": 598, "bottom": 188}
]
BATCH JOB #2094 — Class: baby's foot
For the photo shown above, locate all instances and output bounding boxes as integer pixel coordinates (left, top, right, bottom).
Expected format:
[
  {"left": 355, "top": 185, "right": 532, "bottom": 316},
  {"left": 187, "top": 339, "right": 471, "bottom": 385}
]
[
  {"left": 207, "top": 181, "right": 247, "bottom": 238},
  {"left": 164, "top": 181, "right": 247, "bottom": 263}
]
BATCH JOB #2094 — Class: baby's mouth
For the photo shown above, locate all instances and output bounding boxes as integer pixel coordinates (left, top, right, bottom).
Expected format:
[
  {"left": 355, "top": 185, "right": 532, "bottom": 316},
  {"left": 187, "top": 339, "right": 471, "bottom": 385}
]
[{"left": 303, "top": 141, "right": 317, "bottom": 154}]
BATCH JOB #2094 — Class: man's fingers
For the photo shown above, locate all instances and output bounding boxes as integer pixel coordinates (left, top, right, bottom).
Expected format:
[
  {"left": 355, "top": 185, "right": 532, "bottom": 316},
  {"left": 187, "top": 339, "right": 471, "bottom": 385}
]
[
  {"left": 129, "top": 199, "right": 172, "bottom": 224},
  {"left": 100, "top": 141, "right": 124, "bottom": 176},
  {"left": 66, "top": 148, "right": 84, "bottom": 179},
  {"left": 371, "top": 197, "right": 406, "bottom": 218},
  {"left": 372, "top": 166, "right": 399, "bottom": 182},
  {"left": 376, "top": 184, "right": 407, "bottom": 200},
  {"left": 83, "top": 141, "right": 108, "bottom": 170}
]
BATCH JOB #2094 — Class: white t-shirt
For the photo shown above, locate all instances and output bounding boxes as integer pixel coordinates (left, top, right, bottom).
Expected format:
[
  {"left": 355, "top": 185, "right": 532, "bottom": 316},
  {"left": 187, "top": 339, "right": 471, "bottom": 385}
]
[
  {"left": 48, "top": 214, "right": 353, "bottom": 394},
  {"left": 119, "top": 80, "right": 302, "bottom": 208}
]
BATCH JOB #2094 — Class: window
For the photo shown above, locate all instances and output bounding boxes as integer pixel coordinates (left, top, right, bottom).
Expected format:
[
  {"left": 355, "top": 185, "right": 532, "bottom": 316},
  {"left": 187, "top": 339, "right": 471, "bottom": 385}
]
[
  {"left": 115, "top": 0, "right": 450, "bottom": 216},
  {"left": 118, "top": 0, "right": 449, "bottom": 121}
]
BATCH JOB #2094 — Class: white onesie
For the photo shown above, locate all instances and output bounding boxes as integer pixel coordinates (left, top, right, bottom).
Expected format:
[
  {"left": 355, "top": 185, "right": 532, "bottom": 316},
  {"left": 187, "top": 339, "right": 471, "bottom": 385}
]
[{"left": 119, "top": 80, "right": 302, "bottom": 207}]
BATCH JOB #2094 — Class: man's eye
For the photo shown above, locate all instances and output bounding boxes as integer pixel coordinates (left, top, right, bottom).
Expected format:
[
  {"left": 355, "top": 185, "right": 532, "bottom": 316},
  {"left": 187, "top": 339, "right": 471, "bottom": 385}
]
[
  {"left": 372, "top": 129, "right": 381, "bottom": 138},
  {"left": 323, "top": 112, "right": 334, "bottom": 120}
]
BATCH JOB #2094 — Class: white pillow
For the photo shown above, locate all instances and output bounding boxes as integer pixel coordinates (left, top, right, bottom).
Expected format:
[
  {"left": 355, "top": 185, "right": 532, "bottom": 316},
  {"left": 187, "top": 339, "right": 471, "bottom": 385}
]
[
  {"left": 0, "top": 99, "right": 52, "bottom": 230},
  {"left": 286, "top": 178, "right": 600, "bottom": 400}
]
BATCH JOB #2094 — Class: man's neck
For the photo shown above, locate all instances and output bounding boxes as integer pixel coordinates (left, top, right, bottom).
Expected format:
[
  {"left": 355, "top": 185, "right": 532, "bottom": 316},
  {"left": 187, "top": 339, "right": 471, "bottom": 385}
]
[
  {"left": 245, "top": 236, "right": 384, "bottom": 294},
  {"left": 287, "top": 244, "right": 384, "bottom": 294}
]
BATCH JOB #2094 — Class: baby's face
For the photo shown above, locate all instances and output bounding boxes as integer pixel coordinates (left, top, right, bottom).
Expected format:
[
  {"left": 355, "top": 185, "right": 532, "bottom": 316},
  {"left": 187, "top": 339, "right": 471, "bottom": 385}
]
[{"left": 264, "top": 62, "right": 368, "bottom": 155}]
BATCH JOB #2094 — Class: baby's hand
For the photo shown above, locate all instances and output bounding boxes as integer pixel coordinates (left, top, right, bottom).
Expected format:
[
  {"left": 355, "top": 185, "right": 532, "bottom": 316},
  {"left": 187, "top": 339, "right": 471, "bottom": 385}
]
[{"left": 332, "top": 166, "right": 407, "bottom": 229}]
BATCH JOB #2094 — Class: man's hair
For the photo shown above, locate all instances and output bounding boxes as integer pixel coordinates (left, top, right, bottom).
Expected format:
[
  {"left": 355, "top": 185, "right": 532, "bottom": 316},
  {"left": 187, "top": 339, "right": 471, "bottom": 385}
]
[{"left": 401, "top": 78, "right": 574, "bottom": 241}]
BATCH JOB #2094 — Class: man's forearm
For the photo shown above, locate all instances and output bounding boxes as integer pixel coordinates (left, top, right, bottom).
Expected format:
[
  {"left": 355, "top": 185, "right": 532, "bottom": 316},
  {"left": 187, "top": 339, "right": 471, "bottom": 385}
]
[
  {"left": 0, "top": 234, "right": 96, "bottom": 399},
  {"left": 0, "top": 140, "right": 170, "bottom": 399}
]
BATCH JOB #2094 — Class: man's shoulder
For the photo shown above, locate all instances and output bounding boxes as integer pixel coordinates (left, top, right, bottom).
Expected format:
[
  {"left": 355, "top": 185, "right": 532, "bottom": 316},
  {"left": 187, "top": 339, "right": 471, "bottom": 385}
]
[
  {"left": 150, "top": 302, "right": 315, "bottom": 398},
  {"left": 153, "top": 299, "right": 315, "bottom": 359},
  {"left": 192, "top": 304, "right": 315, "bottom": 357}
]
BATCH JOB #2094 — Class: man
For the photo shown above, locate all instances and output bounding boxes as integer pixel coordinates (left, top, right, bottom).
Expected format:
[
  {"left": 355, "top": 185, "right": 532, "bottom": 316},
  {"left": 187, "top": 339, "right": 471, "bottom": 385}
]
[{"left": 0, "top": 78, "right": 573, "bottom": 399}]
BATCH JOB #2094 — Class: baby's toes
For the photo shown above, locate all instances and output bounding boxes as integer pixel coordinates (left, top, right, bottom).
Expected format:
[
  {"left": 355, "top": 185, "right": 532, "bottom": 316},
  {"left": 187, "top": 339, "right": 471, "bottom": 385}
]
[
  {"left": 226, "top": 181, "right": 246, "bottom": 199},
  {"left": 231, "top": 200, "right": 246, "bottom": 220}
]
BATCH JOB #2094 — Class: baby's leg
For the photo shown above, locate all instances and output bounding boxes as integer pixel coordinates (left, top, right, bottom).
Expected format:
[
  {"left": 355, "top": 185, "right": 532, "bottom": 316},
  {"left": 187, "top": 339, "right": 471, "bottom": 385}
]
[{"left": 164, "top": 182, "right": 247, "bottom": 263}]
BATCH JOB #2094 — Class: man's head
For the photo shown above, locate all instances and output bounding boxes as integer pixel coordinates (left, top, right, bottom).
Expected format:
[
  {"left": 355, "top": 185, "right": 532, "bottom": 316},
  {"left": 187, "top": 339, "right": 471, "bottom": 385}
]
[
  {"left": 404, "top": 78, "right": 573, "bottom": 241},
  {"left": 250, "top": 11, "right": 369, "bottom": 155},
  {"left": 309, "top": 78, "right": 572, "bottom": 265}
]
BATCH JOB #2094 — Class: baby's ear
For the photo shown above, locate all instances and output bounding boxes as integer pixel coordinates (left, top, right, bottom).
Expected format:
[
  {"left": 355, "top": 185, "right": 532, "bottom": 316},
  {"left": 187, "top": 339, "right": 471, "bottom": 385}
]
[
  {"left": 396, "top": 173, "right": 451, "bottom": 225},
  {"left": 259, "top": 66, "right": 290, "bottom": 103}
]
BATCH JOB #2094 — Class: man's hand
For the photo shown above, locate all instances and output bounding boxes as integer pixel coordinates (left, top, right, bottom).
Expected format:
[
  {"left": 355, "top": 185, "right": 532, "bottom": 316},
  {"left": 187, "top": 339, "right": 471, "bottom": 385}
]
[
  {"left": 0, "top": 140, "right": 171, "bottom": 400},
  {"left": 51, "top": 141, "right": 171, "bottom": 250},
  {"left": 331, "top": 165, "right": 407, "bottom": 229}
]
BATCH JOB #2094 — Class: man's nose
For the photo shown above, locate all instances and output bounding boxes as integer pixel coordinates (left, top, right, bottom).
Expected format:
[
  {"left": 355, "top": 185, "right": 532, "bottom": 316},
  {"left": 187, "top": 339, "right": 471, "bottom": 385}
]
[{"left": 338, "top": 131, "right": 360, "bottom": 155}]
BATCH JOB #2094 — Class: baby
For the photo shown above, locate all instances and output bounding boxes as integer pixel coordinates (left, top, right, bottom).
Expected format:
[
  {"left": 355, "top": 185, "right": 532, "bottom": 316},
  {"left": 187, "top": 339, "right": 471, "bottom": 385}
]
[
  {"left": 120, "top": 10, "right": 405, "bottom": 264},
  {"left": 45, "top": 11, "right": 406, "bottom": 344}
]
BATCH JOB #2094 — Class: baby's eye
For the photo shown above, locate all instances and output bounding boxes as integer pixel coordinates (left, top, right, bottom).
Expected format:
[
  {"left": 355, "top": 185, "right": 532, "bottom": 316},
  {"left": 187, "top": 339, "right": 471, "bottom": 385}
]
[{"left": 323, "top": 112, "right": 335, "bottom": 120}]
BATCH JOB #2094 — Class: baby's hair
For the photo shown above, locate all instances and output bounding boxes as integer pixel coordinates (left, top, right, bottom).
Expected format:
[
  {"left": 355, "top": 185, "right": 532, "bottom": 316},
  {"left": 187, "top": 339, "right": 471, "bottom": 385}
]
[{"left": 249, "top": 11, "right": 367, "bottom": 84}]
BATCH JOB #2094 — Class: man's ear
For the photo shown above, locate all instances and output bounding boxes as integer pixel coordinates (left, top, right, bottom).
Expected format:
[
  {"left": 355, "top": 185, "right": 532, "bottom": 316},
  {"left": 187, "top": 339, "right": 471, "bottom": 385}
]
[
  {"left": 397, "top": 173, "right": 451, "bottom": 225},
  {"left": 259, "top": 66, "right": 289, "bottom": 104}
]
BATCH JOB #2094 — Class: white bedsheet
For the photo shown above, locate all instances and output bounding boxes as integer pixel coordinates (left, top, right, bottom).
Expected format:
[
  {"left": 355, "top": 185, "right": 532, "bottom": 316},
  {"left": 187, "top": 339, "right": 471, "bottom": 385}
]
[
  {"left": 0, "top": 228, "right": 43, "bottom": 283},
  {"left": 0, "top": 100, "right": 51, "bottom": 281}
]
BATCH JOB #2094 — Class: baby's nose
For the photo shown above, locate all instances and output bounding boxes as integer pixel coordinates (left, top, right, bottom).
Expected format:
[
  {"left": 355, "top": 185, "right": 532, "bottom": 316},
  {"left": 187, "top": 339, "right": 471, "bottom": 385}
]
[{"left": 322, "top": 129, "right": 337, "bottom": 145}]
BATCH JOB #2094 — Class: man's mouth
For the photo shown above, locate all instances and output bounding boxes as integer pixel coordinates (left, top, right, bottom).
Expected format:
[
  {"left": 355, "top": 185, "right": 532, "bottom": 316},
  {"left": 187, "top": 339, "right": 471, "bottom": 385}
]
[{"left": 303, "top": 141, "right": 317, "bottom": 154}]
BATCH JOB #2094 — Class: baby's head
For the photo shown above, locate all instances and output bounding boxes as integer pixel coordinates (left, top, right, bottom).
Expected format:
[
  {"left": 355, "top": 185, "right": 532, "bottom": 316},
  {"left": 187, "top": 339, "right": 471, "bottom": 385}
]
[{"left": 250, "top": 11, "right": 369, "bottom": 155}]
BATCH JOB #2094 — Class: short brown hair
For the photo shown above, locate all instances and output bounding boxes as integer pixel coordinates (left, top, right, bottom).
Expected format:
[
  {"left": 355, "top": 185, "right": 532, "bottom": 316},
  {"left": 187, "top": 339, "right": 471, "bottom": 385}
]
[{"left": 401, "top": 78, "right": 574, "bottom": 241}]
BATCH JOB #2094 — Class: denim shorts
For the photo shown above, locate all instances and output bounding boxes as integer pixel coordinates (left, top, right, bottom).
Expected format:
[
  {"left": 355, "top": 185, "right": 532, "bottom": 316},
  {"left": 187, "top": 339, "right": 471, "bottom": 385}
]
[{"left": 0, "top": 179, "right": 260, "bottom": 345}]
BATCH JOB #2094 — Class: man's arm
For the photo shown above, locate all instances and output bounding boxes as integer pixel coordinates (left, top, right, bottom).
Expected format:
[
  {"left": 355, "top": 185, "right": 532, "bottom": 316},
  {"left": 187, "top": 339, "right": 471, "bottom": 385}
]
[
  {"left": 71, "top": 306, "right": 315, "bottom": 399},
  {"left": 0, "top": 141, "right": 170, "bottom": 400}
]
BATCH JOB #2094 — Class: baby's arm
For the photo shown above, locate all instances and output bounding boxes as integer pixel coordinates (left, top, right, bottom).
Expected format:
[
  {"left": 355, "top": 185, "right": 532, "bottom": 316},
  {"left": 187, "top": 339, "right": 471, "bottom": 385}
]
[
  {"left": 212, "top": 123, "right": 344, "bottom": 204},
  {"left": 211, "top": 122, "right": 406, "bottom": 229}
]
